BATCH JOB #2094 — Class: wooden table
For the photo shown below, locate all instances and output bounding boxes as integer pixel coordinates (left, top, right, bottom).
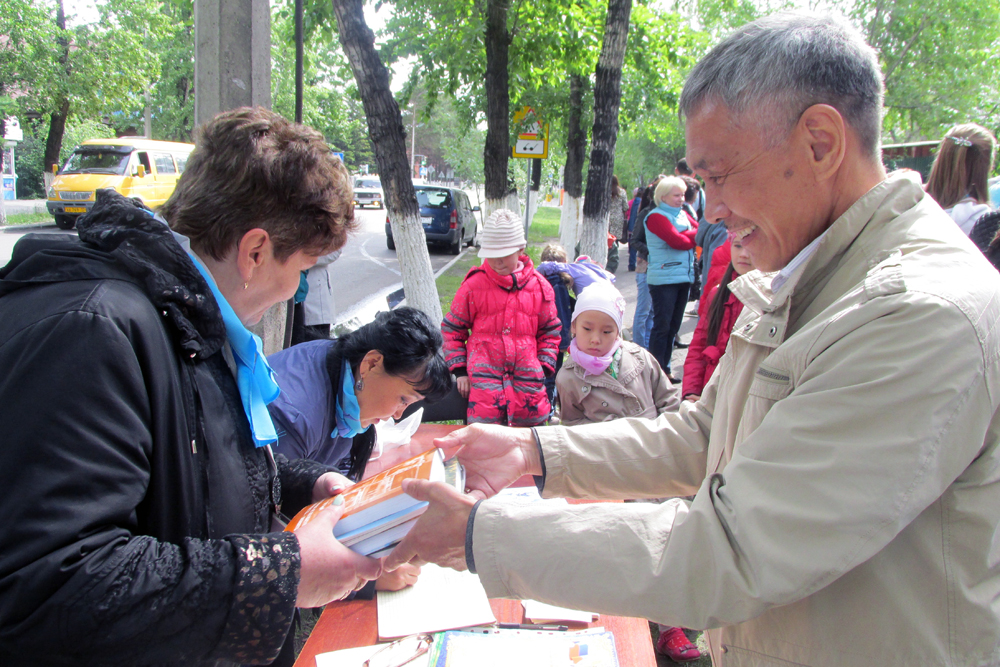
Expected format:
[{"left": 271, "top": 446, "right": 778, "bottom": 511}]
[
  {"left": 294, "top": 423, "right": 656, "bottom": 666},
  {"left": 295, "top": 596, "right": 656, "bottom": 667}
]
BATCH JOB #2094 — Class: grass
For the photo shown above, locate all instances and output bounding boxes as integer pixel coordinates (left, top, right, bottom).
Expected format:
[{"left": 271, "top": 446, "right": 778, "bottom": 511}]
[
  {"left": 2, "top": 212, "right": 54, "bottom": 226},
  {"left": 436, "top": 251, "right": 480, "bottom": 315}
]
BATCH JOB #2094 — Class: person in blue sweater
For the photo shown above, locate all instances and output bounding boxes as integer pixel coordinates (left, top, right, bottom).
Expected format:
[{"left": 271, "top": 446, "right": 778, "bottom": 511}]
[
  {"left": 644, "top": 176, "right": 698, "bottom": 380},
  {"left": 266, "top": 308, "right": 453, "bottom": 593}
]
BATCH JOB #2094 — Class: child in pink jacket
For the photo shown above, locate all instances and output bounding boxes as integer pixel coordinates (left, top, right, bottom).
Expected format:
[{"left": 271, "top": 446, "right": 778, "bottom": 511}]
[{"left": 442, "top": 209, "right": 561, "bottom": 426}]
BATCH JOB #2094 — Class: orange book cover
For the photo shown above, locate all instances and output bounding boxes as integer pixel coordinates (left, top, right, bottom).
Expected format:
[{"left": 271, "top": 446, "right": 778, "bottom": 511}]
[{"left": 284, "top": 448, "right": 440, "bottom": 534}]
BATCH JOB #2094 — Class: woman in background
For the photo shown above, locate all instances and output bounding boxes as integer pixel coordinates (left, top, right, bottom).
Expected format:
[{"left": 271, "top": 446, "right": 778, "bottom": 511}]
[{"left": 925, "top": 123, "right": 996, "bottom": 235}]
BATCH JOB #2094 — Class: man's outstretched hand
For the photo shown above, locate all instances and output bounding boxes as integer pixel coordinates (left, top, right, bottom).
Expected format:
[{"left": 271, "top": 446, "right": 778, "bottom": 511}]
[
  {"left": 383, "top": 479, "right": 477, "bottom": 572},
  {"left": 433, "top": 424, "right": 542, "bottom": 499}
]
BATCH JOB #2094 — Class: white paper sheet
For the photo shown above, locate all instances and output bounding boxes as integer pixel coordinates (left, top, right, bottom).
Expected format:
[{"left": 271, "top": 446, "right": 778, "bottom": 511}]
[
  {"left": 522, "top": 599, "right": 598, "bottom": 624},
  {"left": 376, "top": 563, "right": 496, "bottom": 639},
  {"left": 314, "top": 642, "right": 431, "bottom": 667}
]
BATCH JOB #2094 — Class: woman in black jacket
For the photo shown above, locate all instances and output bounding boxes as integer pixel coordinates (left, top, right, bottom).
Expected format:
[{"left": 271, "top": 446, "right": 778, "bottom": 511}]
[{"left": 0, "top": 107, "right": 377, "bottom": 666}]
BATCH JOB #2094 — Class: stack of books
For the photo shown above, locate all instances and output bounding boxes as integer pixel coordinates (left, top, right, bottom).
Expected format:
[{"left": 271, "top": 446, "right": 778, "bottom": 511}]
[{"left": 285, "top": 448, "right": 465, "bottom": 557}]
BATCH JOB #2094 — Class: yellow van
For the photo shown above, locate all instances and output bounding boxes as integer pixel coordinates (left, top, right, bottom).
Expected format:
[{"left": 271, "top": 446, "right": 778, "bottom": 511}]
[{"left": 46, "top": 138, "right": 195, "bottom": 230}]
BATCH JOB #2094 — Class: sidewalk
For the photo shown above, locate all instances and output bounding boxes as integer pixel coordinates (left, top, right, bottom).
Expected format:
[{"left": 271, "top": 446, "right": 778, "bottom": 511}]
[{"left": 2, "top": 199, "right": 48, "bottom": 216}]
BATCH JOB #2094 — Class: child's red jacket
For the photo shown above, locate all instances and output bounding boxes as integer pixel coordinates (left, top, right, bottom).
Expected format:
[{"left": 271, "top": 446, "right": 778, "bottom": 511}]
[{"left": 442, "top": 256, "right": 561, "bottom": 426}]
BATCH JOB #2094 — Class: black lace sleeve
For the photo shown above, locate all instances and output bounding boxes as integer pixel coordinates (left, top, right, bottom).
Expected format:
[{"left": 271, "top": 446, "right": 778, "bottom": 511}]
[
  {"left": 209, "top": 533, "right": 300, "bottom": 664},
  {"left": 276, "top": 454, "right": 336, "bottom": 517}
]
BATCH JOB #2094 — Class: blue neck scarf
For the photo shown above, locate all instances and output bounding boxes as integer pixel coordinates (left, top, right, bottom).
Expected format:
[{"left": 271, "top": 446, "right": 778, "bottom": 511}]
[
  {"left": 656, "top": 201, "right": 682, "bottom": 216},
  {"left": 186, "top": 252, "right": 280, "bottom": 447},
  {"left": 334, "top": 360, "right": 367, "bottom": 439}
]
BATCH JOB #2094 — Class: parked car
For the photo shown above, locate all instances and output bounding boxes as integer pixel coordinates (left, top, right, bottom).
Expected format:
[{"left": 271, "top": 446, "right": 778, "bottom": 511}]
[
  {"left": 46, "top": 138, "right": 195, "bottom": 230},
  {"left": 385, "top": 185, "right": 480, "bottom": 255},
  {"left": 353, "top": 177, "right": 383, "bottom": 209}
]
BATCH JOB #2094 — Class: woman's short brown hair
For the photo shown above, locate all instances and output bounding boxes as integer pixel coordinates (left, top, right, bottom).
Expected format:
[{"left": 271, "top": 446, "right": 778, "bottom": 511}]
[{"left": 161, "top": 107, "right": 356, "bottom": 261}]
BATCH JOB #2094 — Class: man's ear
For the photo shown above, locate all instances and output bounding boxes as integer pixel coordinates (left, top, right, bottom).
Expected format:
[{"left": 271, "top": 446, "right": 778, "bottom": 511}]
[
  {"left": 236, "top": 228, "right": 271, "bottom": 282},
  {"left": 798, "top": 104, "right": 846, "bottom": 183}
]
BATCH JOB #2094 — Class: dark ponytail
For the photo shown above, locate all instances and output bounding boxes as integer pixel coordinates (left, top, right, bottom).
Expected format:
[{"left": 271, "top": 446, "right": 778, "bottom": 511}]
[{"left": 705, "top": 263, "right": 736, "bottom": 347}]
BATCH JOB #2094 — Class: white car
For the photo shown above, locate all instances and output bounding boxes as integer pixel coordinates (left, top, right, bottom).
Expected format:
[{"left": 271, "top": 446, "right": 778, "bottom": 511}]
[{"left": 353, "top": 177, "right": 383, "bottom": 209}]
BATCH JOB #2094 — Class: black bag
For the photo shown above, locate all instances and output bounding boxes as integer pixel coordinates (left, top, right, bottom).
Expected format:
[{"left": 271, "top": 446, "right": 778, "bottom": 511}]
[
  {"left": 969, "top": 210, "right": 1000, "bottom": 253},
  {"left": 689, "top": 257, "right": 702, "bottom": 302}
]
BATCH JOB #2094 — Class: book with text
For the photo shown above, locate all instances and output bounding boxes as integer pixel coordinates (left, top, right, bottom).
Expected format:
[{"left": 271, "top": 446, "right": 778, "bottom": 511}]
[{"left": 284, "top": 448, "right": 464, "bottom": 555}]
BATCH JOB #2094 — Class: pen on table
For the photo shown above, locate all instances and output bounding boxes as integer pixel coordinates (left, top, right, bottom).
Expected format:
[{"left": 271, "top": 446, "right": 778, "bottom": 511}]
[{"left": 497, "top": 623, "right": 570, "bottom": 631}]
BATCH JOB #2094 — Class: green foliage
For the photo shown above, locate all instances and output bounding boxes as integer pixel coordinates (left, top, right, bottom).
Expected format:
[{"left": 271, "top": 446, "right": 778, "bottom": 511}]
[
  {"left": 614, "top": 112, "right": 686, "bottom": 190},
  {"left": 846, "top": 0, "right": 1000, "bottom": 141},
  {"left": 148, "top": 0, "right": 195, "bottom": 142},
  {"left": 25, "top": 0, "right": 165, "bottom": 123},
  {"left": 271, "top": 0, "right": 374, "bottom": 171}
]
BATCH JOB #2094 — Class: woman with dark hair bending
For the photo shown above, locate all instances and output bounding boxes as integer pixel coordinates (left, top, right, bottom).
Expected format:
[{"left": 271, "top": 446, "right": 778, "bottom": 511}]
[
  {"left": 267, "top": 306, "right": 452, "bottom": 476},
  {"left": 266, "top": 307, "right": 452, "bottom": 592}
]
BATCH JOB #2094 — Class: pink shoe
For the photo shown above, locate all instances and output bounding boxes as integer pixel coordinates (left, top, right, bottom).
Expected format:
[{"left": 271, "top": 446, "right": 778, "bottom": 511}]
[{"left": 656, "top": 626, "right": 701, "bottom": 662}]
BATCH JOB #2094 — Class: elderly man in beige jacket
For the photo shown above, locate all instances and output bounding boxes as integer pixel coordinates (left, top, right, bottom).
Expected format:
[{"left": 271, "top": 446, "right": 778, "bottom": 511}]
[{"left": 387, "top": 13, "right": 1000, "bottom": 666}]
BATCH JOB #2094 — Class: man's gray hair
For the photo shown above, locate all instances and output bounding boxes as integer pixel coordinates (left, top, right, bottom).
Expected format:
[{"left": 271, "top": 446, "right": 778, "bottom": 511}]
[{"left": 679, "top": 13, "right": 884, "bottom": 157}]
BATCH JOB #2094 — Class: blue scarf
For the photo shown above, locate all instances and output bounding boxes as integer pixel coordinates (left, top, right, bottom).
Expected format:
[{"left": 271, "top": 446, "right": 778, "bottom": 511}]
[
  {"left": 334, "top": 360, "right": 367, "bottom": 439},
  {"left": 656, "top": 201, "right": 682, "bottom": 218},
  {"left": 186, "top": 252, "right": 280, "bottom": 447}
]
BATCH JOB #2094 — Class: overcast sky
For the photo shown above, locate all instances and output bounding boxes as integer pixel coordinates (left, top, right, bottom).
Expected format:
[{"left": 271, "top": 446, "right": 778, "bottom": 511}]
[{"left": 61, "top": 0, "right": 389, "bottom": 32}]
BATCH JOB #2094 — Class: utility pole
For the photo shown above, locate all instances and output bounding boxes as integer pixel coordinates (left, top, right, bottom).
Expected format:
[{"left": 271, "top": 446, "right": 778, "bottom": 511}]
[{"left": 410, "top": 104, "right": 417, "bottom": 178}]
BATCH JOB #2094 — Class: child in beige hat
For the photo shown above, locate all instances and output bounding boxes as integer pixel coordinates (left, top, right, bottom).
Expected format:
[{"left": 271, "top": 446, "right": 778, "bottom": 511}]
[{"left": 441, "top": 209, "right": 561, "bottom": 425}]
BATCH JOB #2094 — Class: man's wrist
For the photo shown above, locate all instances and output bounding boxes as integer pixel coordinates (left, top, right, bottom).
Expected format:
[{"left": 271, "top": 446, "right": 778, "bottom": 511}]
[
  {"left": 522, "top": 428, "right": 544, "bottom": 476},
  {"left": 465, "top": 499, "right": 484, "bottom": 573}
]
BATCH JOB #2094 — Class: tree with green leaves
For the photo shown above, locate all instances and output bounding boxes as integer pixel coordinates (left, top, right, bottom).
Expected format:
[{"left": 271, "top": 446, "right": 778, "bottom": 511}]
[
  {"left": 848, "top": 0, "right": 1000, "bottom": 141},
  {"left": 23, "top": 0, "right": 167, "bottom": 185},
  {"left": 270, "top": 0, "right": 374, "bottom": 170}
]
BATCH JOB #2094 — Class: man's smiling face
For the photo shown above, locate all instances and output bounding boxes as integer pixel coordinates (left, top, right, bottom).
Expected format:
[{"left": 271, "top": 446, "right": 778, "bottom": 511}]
[{"left": 685, "top": 100, "right": 830, "bottom": 272}]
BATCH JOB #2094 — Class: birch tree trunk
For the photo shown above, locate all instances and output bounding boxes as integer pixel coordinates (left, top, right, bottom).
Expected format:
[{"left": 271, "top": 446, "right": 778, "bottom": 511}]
[
  {"left": 331, "top": 0, "right": 442, "bottom": 323},
  {"left": 578, "top": 0, "right": 631, "bottom": 265},
  {"left": 483, "top": 0, "right": 512, "bottom": 219},
  {"left": 559, "top": 73, "right": 587, "bottom": 256}
]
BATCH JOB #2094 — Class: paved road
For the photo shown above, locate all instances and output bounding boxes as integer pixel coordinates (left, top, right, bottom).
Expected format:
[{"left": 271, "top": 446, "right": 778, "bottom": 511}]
[{"left": 330, "top": 204, "right": 479, "bottom": 322}]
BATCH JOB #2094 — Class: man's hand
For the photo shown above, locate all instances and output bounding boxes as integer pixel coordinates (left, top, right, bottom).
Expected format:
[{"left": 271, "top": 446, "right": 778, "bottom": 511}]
[
  {"left": 293, "top": 499, "right": 382, "bottom": 607},
  {"left": 312, "top": 471, "right": 354, "bottom": 503},
  {"left": 383, "top": 479, "right": 477, "bottom": 572},
  {"left": 456, "top": 376, "right": 470, "bottom": 398},
  {"left": 375, "top": 562, "right": 421, "bottom": 591},
  {"left": 434, "top": 424, "right": 541, "bottom": 499}
]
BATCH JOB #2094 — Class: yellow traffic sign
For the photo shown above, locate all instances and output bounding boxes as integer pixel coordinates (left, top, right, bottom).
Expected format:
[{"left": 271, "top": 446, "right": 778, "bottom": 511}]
[{"left": 512, "top": 106, "right": 549, "bottom": 159}]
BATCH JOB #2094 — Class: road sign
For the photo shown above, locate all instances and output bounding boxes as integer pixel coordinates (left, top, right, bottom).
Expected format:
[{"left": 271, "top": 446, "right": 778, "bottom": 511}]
[
  {"left": 512, "top": 106, "right": 549, "bottom": 159},
  {"left": 513, "top": 135, "right": 548, "bottom": 158},
  {"left": 331, "top": 151, "right": 345, "bottom": 163}
]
